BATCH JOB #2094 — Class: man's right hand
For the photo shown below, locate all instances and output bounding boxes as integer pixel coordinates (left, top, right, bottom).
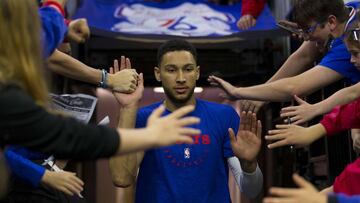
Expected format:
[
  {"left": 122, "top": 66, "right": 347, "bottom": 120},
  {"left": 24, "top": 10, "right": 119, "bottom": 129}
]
[
  {"left": 110, "top": 56, "right": 143, "bottom": 107},
  {"left": 107, "top": 56, "right": 139, "bottom": 93}
]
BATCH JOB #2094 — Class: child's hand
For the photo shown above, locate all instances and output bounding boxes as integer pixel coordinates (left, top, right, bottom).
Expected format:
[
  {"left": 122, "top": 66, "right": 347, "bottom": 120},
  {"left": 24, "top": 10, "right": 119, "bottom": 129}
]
[{"left": 42, "top": 170, "right": 84, "bottom": 196}]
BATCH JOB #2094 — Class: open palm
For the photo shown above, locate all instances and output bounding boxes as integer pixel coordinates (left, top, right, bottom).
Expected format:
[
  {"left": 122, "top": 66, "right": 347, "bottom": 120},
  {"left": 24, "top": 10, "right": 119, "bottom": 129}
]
[
  {"left": 229, "top": 111, "right": 261, "bottom": 162},
  {"left": 110, "top": 56, "right": 143, "bottom": 107}
]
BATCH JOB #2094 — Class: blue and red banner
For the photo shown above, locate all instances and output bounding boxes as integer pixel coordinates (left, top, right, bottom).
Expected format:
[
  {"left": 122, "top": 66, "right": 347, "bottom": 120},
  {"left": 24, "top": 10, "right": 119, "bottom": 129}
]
[{"left": 74, "top": 0, "right": 277, "bottom": 37}]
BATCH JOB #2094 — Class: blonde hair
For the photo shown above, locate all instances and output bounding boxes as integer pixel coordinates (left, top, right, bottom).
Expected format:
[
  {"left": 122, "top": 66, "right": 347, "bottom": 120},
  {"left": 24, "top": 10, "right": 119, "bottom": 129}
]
[{"left": 0, "top": 0, "right": 50, "bottom": 107}]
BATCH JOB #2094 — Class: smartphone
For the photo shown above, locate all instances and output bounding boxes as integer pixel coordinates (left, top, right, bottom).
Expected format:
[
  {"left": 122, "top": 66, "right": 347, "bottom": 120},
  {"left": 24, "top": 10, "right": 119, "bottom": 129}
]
[{"left": 277, "top": 21, "right": 303, "bottom": 35}]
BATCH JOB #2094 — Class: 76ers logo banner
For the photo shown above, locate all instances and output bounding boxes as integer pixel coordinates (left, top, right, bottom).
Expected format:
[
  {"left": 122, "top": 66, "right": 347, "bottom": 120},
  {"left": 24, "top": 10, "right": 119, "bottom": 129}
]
[
  {"left": 113, "top": 2, "right": 236, "bottom": 36},
  {"left": 73, "top": 0, "right": 276, "bottom": 37}
]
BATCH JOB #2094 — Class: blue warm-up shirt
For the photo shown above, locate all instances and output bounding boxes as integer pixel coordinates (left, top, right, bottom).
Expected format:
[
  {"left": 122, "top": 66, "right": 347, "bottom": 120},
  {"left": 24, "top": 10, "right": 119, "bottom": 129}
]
[{"left": 135, "top": 99, "right": 240, "bottom": 203}]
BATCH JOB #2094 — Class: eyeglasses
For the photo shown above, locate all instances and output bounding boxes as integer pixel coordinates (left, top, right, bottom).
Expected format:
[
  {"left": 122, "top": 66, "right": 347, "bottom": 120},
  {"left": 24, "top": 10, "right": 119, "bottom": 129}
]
[{"left": 302, "top": 22, "right": 320, "bottom": 34}]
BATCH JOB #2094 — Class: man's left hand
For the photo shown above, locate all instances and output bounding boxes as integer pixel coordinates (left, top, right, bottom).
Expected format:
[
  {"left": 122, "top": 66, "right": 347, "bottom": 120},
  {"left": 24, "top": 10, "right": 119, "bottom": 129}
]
[{"left": 229, "top": 111, "right": 261, "bottom": 163}]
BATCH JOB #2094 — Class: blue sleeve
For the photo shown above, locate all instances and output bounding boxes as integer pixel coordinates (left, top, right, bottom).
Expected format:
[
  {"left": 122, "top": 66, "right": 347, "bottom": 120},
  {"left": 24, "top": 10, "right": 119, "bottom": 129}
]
[
  {"left": 319, "top": 39, "right": 360, "bottom": 84},
  {"left": 223, "top": 107, "right": 240, "bottom": 158},
  {"left": 7, "top": 146, "right": 48, "bottom": 160},
  {"left": 39, "top": 7, "right": 68, "bottom": 58},
  {"left": 335, "top": 193, "right": 360, "bottom": 203},
  {"left": 4, "top": 147, "right": 46, "bottom": 187}
]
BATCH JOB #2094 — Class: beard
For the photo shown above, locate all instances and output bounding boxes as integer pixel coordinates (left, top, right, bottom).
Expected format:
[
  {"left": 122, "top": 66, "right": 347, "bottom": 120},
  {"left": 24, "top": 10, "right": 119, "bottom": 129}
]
[{"left": 162, "top": 84, "right": 195, "bottom": 105}]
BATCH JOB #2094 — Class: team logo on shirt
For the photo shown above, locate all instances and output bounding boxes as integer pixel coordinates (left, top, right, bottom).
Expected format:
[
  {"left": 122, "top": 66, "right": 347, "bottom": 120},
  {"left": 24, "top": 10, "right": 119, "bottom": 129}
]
[
  {"left": 184, "top": 147, "right": 190, "bottom": 159},
  {"left": 163, "top": 134, "right": 211, "bottom": 167}
]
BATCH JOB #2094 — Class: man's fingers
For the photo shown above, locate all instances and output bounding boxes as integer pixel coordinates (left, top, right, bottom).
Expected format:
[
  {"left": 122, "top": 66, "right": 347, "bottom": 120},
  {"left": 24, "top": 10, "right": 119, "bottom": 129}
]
[
  {"left": 126, "top": 58, "right": 132, "bottom": 69},
  {"left": 240, "top": 100, "right": 250, "bottom": 112},
  {"left": 250, "top": 113, "right": 257, "bottom": 133},
  {"left": 244, "top": 111, "right": 252, "bottom": 131},
  {"left": 239, "top": 111, "right": 246, "bottom": 130},
  {"left": 120, "top": 56, "right": 126, "bottom": 71},
  {"left": 138, "top": 73, "right": 144, "bottom": 86},
  {"left": 257, "top": 120, "right": 262, "bottom": 138},
  {"left": 114, "top": 59, "right": 120, "bottom": 72}
]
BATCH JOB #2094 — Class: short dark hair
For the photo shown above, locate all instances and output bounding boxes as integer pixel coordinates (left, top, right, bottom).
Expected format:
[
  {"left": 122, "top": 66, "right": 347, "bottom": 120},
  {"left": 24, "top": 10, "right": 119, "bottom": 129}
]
[
  {"left": 294, "top": 0, "right": 348, "bottom": 28},
  {"left": 157, "top": 39, "right": 197, "bottom": 66}
]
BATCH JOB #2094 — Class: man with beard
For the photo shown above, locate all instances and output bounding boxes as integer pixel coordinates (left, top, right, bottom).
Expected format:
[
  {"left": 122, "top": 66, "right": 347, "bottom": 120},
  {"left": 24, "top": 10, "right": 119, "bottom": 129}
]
[{"left": 109, "top": 39, "right": 263, "bottom": 203}]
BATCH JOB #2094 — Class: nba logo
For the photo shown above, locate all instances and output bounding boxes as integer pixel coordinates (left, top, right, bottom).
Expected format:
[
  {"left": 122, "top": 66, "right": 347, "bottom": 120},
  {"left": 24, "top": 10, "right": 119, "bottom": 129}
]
[{"left": 184, "top": 147, "right": 190, "bottom": 159}]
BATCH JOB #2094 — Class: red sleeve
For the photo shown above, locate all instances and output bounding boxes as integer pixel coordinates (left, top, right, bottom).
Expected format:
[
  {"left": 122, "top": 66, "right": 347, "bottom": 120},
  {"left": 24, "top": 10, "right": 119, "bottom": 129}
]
[
  {"left": 241, "top": 0, "right": 267, "bottom": 18},
  {"left": 320, "top": 99, "right": 360, "bottom": 136},
  {"left": 333, "top": 159, "right": 360, "bottom": 195}
]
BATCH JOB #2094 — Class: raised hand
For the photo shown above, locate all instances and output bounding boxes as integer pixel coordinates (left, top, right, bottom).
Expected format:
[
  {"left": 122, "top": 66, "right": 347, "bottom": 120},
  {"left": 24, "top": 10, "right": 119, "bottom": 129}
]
[
  {"left": 107, "top": 56, "right": 139, "bottom": 93},
  {"left": 265, "top": 124, "right": 325, "bottom": 149},
  {"left": 237, "top": 14, "right": 257, "bottom": 30},
  {"left": 280, "top": 95, "right": 317, "bottom": 125},
  {"left": 110, "top": 57, "right": 143, "bottom": 107},
  {"left": 263, "top": 174, "right": 326, "bottom": 203},
  {"left": 67, "top": 19, "right": 90, "bottom": 43},
  {"left": 147, "top": 105, "right": 201, "bottom": 147},
  {"left": 240, "top": 100, "right": 265, "bottom": 113},
  {"left": 229, "top": 111, "right": 261, "bottom": 162},
  {"left": 208, "top": 75, "right": 239, "bottom": 100},
  {"left": 41, "top": 170, "right": 84, "bottom": 196}
]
